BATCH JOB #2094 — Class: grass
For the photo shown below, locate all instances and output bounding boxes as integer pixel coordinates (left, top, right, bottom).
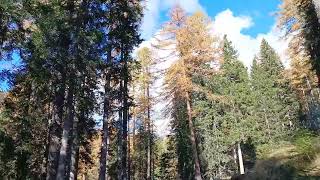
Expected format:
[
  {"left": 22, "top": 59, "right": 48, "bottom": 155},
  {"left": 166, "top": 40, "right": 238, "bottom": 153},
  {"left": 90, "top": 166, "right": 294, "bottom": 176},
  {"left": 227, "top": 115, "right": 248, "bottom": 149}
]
[{"left": 241, "top": 132, "right": 320, "bottom": 180}]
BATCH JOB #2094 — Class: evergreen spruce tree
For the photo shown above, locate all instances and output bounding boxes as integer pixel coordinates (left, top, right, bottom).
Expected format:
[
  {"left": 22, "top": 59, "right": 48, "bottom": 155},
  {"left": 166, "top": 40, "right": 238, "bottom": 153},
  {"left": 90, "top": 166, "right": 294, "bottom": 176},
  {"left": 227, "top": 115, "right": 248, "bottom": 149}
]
[
  {"left": 194, "top": 36, "right": 251, "bottom": 178},
  {"left": 251, "top": 39, "right": 299, "bottom": 143}
]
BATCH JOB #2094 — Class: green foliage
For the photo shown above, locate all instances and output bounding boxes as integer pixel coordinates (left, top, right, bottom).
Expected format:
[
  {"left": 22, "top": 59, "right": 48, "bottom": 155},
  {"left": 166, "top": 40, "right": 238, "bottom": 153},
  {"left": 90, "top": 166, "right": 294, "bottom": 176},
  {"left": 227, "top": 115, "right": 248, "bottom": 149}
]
[
  {"left": 0, "top": 112, "right": 16, "bottom": 179},
  {"left": 0, "top": 1, "right": 319, "bottom": 179},
  {"left": 293, "top": 130, "right": 319, "bottom": 159},
  {"left": 251, "top": 39, "right": 299, "bottom": 143},
  {"left": 194, "top": 36, "right": 251, "bottom": 178},
  {"left": 158, "top": 136, "right": 179, "bottom": 180}
]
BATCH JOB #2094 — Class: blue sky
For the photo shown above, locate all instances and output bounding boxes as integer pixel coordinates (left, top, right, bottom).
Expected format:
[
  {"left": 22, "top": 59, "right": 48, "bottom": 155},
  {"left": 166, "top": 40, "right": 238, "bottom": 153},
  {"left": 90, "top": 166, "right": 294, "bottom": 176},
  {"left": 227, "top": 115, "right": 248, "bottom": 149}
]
[
  {"left": 200, "top": 0, "right": 281, "bottom": 36},
  {"left": 0, "top": 51, "right": 22, "bottom": 91},
  {"left": 141, "top": 0, "right": 282, "bottom": 39},
  {"left": 140, "top": 0, "right": 288, "bottom": 69},
  {"left": 1, "top": 0, "right": 285, "bottom": 92},
  {"left": 140, "top": 0, "right": 289, "bottom": 135},
  {"left": 0, "top": 0, "right": 288, "bottom": 135}
]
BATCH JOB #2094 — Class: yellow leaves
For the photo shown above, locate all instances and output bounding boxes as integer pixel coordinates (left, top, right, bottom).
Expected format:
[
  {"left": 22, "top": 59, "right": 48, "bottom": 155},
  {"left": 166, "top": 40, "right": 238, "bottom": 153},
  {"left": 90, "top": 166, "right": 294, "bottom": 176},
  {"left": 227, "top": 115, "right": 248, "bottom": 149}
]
[
  {"left": 279, "top": 0, "right": 319, "bottom": 92},
  {"left": 158, "top": 8, "right": 217, "bottom": 107},
  {"left": 131, "top": 47, "right": 154, "bottom": 122},
  {"left": 137, "top": 47, "right": 153, "bottom": 67},
  {"left": 278, "top": 0, "right": 302, "bottom": 33},
  {"left": 292, "top": 23, "right": 301, "bottom": 31},
  {"left": 164, "top": 59, "right": 192, "bottom": 96},
  {"left": 288, "top": 55, "right": 317, "bottom": 90},
  {"left": 176, "top": 11, "right": 215, "bottom": 65}
]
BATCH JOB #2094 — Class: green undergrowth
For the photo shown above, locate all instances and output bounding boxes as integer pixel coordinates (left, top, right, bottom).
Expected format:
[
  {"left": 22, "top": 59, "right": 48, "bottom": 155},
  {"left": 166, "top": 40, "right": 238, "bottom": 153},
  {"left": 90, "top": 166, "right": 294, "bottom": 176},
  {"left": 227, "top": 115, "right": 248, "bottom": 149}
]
[{"left": 243, "top": 130, "right": 320, "bottom": 179}]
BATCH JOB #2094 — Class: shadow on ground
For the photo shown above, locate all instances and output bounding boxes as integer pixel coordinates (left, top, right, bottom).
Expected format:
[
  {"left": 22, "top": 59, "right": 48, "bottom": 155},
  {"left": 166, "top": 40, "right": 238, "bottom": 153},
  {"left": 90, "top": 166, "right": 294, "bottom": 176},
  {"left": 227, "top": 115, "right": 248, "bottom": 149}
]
[{"left": 232, "top": 144, "right": 320, "bottom": 180}]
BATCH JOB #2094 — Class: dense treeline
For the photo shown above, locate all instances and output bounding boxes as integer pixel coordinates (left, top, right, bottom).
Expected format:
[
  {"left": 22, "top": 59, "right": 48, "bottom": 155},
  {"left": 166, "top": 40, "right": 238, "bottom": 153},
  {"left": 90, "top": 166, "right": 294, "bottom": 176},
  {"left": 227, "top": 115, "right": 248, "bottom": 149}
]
[
  {"left": 0, "top": 0, "right": 320, "bottom": 180},
  {"left": 0, "top": 0, "right": 143, "bottom": 179}
]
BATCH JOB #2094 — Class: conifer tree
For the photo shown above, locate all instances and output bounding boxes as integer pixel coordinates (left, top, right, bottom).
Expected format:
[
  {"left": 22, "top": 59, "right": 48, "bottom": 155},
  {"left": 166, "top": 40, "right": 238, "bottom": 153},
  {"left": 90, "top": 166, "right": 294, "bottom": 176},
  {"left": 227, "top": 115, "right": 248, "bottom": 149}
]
[
  {"left": 251, "top": 39, "right": 299, "bottom": 143},
  {"left": 279, "top": 0, "right": 320, "bottom": 87},
  {"left": 131, "top": 47, "right": 155, "bottom": 179},
  {"left": 159, "top": 136, "right": 179, "bottom": 180},
  {"left": 160, "top": 8, "right": 215, "bottom": 180},
  {"left": 194, "top": 36, "right": 251, "bottom": 178}
]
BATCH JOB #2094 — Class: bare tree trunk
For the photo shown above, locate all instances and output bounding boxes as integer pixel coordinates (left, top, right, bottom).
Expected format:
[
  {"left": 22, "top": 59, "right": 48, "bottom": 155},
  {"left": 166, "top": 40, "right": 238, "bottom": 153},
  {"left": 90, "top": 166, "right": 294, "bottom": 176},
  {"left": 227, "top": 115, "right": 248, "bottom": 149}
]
[
  {"left": 46, "top": 77, "right": 66, "bottom": 180},
  {"left": 128, "top": 117, "right": 131, "bottom": 180},
  {"left": 233, "top": 147, "right": 237, "bottom": 165},
  {"left": 117, "top": 79, "right": 124, "bottom": 180},
  {"left": 151, "top": 123, "right": 155, "bottom": 180},
  {"left": 186, "top": 92, "right": 202, "bottom": 180},
  {"left": 237, "top": 143, "right": 245, "bottom": 175},
  {"left": 132, "top": 106, "right": 136, "bottom": 180},
  {"left": 147, "top": 83, "right": 151, "bottom": 180},
  {"left": 57, "top": 84, "right": 75, "bottom": 179},
  {"left": 69, "top": 140, "right": 79, "bottom": 180},
  {"left": 122, "top": 59, "right": 129, "bottom": 180},
  {"left": 69, "top": 113, "right": 80, "bottom": 180},
  {"left": 99, "top": 48, "right": 112, "bottom": 180}
]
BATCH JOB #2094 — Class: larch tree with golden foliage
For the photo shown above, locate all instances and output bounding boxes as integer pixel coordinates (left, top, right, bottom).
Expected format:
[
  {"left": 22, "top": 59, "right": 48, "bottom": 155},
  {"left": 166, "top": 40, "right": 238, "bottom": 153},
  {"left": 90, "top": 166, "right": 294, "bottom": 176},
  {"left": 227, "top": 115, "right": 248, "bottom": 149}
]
[
  {"left": 159, "top": 7, "right": 215, "bottom": 180},
  {"left": 131, "top": 47, "right": 155, "bottom": 180},
  {"left": 279, "top": 0, "right": 320, "bottom": 129},
  {"left": 279, "top": 0, "right": 320, "bottom": 87}
]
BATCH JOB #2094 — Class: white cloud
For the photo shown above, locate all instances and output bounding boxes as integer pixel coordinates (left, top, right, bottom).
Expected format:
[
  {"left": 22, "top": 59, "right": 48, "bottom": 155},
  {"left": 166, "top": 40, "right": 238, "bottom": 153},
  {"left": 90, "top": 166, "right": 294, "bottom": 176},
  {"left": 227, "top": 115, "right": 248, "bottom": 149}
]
[
  {"left": 212, "top": 9, "right": 288, "bottom": 68},
  {"left": 141, "top": 0, "right": 204, "bottom": 39},
  {"left": 138, "top": 9, "right": 289, "bottom": 136}
]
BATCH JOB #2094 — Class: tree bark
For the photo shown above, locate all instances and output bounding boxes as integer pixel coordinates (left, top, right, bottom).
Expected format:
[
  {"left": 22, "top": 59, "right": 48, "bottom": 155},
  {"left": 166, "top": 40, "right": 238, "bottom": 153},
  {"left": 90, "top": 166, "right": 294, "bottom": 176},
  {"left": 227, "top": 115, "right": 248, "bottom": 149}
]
[
  {"left": 56, "top": 84, "right": 75, "bottom": 179},
  {"left": 128, "top": 117, "right": 131, "bottom": 180},
  {"left": 186, "top": 92, "right": 202, "bottom": 180},
  {"left": 147, "top": 81, "right": 151, "bottom": 180},
  {"left": 69, "top": 142, "right": 79, "bottom": 180},
  {"left": 117, "top": 79, "right": 124, "bottom": 180},
  {"left": 99, "top": 48, "right": 112, "bottom": 180},
  {"left": 122, "top": 59, "right": 129, "bottom": 180},
  {"left": 233, "top": 147, "right": 237, "bottom": 165},
  {"left": 46, "top": 77, "right": 65, "bottom": 180},
  {"left": 68, "top": 113, "right": 80, "bottom": 180},
  {"left": 132, "top": 106, "right": 136, "bottom": 180},
  {"left": 237, "top": 143, "right": 245, "bottom": 175}
]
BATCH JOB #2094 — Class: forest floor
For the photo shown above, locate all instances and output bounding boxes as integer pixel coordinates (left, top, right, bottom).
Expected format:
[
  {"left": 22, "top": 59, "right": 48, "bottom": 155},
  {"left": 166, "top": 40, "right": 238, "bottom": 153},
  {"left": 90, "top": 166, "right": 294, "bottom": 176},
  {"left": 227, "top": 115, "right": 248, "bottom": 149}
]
[{"left": 243, "top": 140, "right": 320, "bottom": 179}]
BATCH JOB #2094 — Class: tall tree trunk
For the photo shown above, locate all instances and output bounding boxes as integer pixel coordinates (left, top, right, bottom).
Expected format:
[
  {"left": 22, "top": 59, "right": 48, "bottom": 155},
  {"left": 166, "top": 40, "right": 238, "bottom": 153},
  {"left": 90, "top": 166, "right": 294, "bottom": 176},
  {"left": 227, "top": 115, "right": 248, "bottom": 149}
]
[
  {"left": 233, "top": 147, "right": 237, "bottom": 165},
  {"left": 57, "top": 83, "right": 75, "bottom": 179},
  {"left": 68, "top": 112, "right": 80, "bottom": 180},
  {"left": 122, "top": 59, "right": 129, "bottom": 180},
  {"left": 117, "top": 79, "right": 124, "bottom": 180},
  {"left": 151, "top": 123, "right": 155, "bottom": 180},
  {"left": 69, "top": 137, "right": 79, "bottom": 180},
  {"left": 46, "top": 77, "right": 66, "bottom": 180},
  {"left": 186, "top": 92, "right": 202, "bottom": 180},
  {"left": 132, "top": 106, "right": 136, "bottom": 180},
  {"left": 128, "top": 118, "right": 131, "bottom": 180},
  {"left": 300, "top": 1, "right": 320, "bottom": 88},
  {"left": 99, "top": 48, "right": 112, "bottom": 180},
  {"left": 147, "top": 83, "right": 151, "bottom": 180},
  {"left": 237, "top": 143, "right": 245, "bottom": 175}
]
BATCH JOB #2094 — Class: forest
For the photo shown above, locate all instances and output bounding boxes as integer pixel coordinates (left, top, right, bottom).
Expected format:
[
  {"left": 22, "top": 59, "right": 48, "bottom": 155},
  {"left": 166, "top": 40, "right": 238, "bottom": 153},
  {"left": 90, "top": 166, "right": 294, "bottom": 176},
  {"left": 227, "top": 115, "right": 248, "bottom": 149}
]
[{"left": 0, "top": 0, "right": 320, "bottom": 179}]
